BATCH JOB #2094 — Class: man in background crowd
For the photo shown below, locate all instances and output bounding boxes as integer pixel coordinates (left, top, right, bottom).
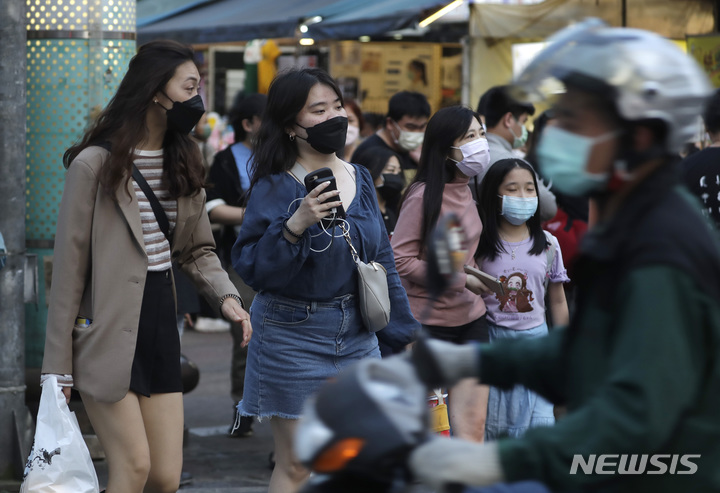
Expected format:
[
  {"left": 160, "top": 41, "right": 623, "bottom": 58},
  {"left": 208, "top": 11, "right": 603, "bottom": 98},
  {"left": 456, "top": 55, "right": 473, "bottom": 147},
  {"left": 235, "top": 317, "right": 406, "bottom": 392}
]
[
  {"left": 681, "top": 87, "right": 720, "bottom": 230},
  {"left": 354, "top": 91, "right": 430, "bottom": 181},
  {"left": 479, "top": 86, "right": 557, "bottom": 221}
]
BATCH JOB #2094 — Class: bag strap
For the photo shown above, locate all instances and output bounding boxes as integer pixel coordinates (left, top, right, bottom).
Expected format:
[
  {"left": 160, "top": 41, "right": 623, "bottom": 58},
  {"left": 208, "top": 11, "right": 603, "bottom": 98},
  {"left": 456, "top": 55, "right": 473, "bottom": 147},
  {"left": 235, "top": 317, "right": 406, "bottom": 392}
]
[
  {"left": 543, "top": 230, "right": 556, "bottom": 290},
  {"left": 289, "top": 161, "right": 308, "bottom": 184},
  {"left": 132, "top": 165, "right": 171, "bottom": 244},
  {"left": 294, "top": 162, "right": 363, "bottom": 266},
  {"left": 93, "top": 140, "right": 171, "bottom": 245},
  {"left": 340, "top": 222, "right": 360, "bottom": 264}
]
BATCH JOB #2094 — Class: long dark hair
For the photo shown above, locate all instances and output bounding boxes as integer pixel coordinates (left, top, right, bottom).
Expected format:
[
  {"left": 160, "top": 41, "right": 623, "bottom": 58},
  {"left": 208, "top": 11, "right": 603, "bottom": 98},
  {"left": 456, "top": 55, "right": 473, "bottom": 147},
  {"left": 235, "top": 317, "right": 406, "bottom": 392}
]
[
  {"left": 476, "top": 158, "right": 547, "bottom": 261},
  {"left": 63, "top": 40, "right": 205, "bottom": 200},
  {"left": 249, "top": 68, "right": 344, "bottom": 190},
  {"left": 399, "top": 105, "right": 478, "bottom": 251}
]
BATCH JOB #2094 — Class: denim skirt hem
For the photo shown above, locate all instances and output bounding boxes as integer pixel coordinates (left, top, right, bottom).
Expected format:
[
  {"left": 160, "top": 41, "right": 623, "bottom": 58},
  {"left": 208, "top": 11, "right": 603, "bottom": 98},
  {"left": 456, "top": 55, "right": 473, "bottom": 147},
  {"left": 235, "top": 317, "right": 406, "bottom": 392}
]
[
  {"left": 238, "top": 291, "right": 380, "bottom": 419},
  {"left": 235, "top": 409, "right": 301, "bottom": 422}
]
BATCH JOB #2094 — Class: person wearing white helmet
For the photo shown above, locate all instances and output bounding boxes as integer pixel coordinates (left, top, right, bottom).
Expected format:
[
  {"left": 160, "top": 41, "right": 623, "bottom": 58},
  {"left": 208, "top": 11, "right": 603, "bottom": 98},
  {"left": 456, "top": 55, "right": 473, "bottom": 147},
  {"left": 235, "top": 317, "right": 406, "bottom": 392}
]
[{"left": 409, "top": 18, "right": 720, "bottom": 493}]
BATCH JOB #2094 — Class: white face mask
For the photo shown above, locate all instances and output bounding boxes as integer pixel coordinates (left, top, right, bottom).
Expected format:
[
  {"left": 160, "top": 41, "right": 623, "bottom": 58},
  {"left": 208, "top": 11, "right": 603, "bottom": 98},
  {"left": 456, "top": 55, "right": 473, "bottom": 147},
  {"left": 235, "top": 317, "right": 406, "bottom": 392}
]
[
  {"left": 392, "top": 121, "right": 424, "bottom": 151},
  {"left": 345, "top": 124, "right": 360, "bottom": 147},
  {"left": 449, "top": 138, "right": 491, "bottom": 178}
]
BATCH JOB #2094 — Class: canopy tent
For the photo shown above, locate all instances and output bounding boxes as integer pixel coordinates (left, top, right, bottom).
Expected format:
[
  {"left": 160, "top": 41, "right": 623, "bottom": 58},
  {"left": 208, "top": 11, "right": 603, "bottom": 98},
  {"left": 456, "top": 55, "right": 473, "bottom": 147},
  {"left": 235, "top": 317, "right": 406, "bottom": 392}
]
[
  {"left": 466, "top": 0, "right": 715, "bottom": 111},
  {"left": 470, "top": 0, "right": 714, "bottom": 40},
  {"left": 137, "top": 0, "right": 452, "bottom": 45},
  {"left": 137, "top": 0, "right": 339, "bottom": 45},
  {"left": 305, "top": 0, "right": 451, "bottom": 41},
  {"left": 136, "top": 0, "right": 213, "bottom": 28}
]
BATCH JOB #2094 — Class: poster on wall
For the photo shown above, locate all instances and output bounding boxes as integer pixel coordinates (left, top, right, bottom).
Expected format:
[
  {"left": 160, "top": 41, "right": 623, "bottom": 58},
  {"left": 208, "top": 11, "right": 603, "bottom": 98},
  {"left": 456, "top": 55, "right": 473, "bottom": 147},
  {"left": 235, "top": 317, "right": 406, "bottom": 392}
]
[
  {"left": 330, "top": 41, "right": 447, "bottom": 114},
  {"left": 687, "top": 35, "right": 720, "bottom": 88},
  {"left": 331, "top": 42, "right": 363, "bottom": 101},
  {"left": 367, "top": 43, "right": 439, "bottom": 114}
]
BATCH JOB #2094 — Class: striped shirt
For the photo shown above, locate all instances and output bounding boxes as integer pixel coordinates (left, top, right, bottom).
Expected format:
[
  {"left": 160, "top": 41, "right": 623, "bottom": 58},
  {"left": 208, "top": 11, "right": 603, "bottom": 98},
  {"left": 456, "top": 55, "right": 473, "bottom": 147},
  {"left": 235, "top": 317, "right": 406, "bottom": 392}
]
[{"left": 133, "top": 149, "right": 177, "bottom": 271}]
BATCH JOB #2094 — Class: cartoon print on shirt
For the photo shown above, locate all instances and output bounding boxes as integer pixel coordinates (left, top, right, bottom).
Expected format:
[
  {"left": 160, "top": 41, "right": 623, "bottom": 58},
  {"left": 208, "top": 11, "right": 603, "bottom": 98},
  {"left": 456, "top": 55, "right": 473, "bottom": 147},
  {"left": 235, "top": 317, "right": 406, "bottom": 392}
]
[{"left": 497, "top": 271, "right": 534, "bottom": 313}]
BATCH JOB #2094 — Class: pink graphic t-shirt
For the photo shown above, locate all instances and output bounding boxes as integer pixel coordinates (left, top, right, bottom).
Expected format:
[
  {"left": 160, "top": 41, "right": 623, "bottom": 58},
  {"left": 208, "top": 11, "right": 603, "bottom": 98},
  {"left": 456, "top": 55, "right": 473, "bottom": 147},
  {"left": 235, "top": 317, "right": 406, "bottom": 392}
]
[{"left": 479, "top": 233, "right": 569, "bottom": 330}]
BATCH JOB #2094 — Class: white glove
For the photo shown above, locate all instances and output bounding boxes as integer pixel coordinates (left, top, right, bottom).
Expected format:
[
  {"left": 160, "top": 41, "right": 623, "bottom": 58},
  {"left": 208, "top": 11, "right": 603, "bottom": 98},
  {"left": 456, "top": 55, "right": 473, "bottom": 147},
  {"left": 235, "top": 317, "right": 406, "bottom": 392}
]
[
  {"left": 411, "top": 337, "right": 480, "bottom": 388},
  {"left": 410, "top": 438, "right": 504, "bottom": 491}
]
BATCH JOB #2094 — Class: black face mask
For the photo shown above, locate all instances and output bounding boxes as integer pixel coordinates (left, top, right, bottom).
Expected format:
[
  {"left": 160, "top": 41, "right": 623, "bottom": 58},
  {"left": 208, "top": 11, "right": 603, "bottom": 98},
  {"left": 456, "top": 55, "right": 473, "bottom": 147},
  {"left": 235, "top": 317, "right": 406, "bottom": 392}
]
[
  {"left": 158, "top": 93, "right": 205, "bottom": 135},
  {"left": 377, "top": 172, "right": 405, "bottom": 204},
  {"left": 296, "top": 116, "right": 348, "bottom": 154}
]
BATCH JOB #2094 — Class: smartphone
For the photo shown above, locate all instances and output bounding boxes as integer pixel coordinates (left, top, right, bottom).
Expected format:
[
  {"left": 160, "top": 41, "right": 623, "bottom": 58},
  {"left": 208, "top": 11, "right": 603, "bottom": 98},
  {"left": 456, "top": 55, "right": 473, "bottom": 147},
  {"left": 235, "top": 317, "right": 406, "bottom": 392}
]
[
  {"left": 304, "top": 167, "right": 346, "bottom": 228},
  {"left": 463, "top": 265, "right": 505, "bottom": 297}
]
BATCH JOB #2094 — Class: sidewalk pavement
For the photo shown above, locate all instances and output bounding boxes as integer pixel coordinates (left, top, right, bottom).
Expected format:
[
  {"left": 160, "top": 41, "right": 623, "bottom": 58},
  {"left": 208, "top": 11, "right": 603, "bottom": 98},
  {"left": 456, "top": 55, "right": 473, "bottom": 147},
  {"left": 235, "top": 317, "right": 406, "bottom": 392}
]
[{"left": 170, "top": 328, "right": 274, "bottom": 492}]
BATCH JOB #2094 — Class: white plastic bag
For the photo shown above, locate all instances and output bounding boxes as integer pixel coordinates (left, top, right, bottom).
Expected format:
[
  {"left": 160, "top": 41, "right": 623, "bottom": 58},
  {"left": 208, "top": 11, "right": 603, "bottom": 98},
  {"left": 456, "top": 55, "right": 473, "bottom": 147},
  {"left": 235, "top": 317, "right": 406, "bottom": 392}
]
[{"left": 20, "top": 375, "right": 99, "bottom": 493}]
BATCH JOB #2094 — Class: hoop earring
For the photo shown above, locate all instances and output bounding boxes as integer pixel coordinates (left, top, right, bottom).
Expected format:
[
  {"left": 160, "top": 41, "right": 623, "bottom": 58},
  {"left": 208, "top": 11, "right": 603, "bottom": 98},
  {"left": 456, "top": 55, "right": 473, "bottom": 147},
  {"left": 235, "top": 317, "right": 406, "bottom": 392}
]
[{"left": 289, "top": 134, "right": 295, "bottom": 141}]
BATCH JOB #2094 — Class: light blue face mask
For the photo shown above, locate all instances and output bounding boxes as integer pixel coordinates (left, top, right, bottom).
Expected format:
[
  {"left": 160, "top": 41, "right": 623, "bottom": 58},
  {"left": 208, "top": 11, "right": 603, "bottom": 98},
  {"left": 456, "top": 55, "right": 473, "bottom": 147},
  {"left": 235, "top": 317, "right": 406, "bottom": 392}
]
[
  {"left": 509, "top": 119, "right": 529, "bottom": 149},
  {"left": 537, "top": 126, "right": 617, "bottom": 197},
  {"left": 499, "top": 195, "right": 538, "bottom": 226}
]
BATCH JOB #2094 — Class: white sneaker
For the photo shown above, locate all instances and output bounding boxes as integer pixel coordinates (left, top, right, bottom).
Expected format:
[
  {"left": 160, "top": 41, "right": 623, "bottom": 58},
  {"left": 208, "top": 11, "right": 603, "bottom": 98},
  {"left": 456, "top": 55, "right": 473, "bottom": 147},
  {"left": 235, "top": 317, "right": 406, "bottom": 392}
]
[{"left": 194, "top": 316, "right": 231, "bottom": 333}]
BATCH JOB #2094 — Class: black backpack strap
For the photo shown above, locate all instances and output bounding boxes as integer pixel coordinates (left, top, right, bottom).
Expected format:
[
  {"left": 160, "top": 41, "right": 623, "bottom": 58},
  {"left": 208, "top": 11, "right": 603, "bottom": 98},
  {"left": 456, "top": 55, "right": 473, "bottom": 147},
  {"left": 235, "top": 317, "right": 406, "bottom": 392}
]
[{"left": 131, "top": 165, "right": 171, "bottom": 244}]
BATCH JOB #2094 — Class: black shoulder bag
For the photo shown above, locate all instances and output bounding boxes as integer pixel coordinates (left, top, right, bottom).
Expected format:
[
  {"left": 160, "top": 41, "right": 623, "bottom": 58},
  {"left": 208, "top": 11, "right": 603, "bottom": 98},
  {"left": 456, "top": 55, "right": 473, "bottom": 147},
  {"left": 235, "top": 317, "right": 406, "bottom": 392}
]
[
  {"left": 131, "top": 165, "right": 172, "bottom": 244},
  {"left": 94, "top": 140, "right": 172, "bottom": 244}
]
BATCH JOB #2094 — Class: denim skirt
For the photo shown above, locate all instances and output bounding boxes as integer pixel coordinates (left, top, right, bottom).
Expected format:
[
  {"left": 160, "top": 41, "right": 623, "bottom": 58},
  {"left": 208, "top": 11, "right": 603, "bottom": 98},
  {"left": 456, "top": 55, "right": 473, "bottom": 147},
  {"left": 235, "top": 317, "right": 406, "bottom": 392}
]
[
  {"left": 237, "top": 291, "right": 381, "bottom": 419},
  {"left": 485, "top": 321, "right": 555, "bottom": 441}
]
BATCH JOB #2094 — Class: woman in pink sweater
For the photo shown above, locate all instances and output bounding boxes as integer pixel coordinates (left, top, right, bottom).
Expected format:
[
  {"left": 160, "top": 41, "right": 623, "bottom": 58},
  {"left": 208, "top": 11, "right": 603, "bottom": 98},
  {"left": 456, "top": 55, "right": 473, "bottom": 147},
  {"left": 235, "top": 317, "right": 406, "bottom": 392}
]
[{"left": 391, "top": 105, "right": 491, "bottom": 441}]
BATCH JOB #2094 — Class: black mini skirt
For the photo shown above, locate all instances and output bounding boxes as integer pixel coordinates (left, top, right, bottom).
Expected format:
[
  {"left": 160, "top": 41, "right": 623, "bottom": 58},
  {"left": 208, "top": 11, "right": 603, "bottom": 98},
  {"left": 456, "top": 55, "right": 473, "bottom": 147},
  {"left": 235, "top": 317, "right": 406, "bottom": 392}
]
[{"left": 129, "top": 269, "right": 183, "bottom": 396}]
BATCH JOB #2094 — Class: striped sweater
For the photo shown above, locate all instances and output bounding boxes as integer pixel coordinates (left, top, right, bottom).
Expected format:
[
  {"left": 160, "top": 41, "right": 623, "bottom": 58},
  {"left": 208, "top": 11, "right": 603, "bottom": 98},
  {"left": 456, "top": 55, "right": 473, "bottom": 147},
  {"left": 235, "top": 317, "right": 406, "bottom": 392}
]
[{"left": 132, "top": 149, "right": 177, "bottom": 271}]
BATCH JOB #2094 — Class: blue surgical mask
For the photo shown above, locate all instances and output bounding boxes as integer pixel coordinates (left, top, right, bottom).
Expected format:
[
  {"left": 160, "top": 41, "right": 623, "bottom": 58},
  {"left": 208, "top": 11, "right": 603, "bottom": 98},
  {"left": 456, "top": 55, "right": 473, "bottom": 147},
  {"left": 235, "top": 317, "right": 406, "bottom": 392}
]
[
  {"left": 537, "top": 126, "right": 616, "bottom": 196},
  {"left": 499, "top": 195, "right": 538, "bottom": 225}
]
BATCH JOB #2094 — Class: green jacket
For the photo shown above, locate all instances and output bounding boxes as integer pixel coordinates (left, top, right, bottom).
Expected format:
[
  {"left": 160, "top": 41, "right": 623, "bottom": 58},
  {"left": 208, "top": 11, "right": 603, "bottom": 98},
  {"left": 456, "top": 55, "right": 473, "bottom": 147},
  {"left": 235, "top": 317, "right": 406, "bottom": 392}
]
[{"left": 480, "top": 167, "right": 720, "bottom": 492}]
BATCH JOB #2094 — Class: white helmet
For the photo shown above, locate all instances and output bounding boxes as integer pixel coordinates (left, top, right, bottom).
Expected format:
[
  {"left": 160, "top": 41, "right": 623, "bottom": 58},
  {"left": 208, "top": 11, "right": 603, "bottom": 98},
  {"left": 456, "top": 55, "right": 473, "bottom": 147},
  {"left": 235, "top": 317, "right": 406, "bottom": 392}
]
[{"left": 513, "top": 18, "right": 712, "bottom": 153}]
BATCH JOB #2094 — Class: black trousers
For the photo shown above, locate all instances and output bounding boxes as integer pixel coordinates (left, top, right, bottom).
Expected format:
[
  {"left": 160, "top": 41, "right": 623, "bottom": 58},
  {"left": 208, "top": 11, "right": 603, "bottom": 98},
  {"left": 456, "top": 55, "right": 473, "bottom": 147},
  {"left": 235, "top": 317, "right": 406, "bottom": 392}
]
[{"left": 423, "top": 314, "right": 490, "bottom": 344}]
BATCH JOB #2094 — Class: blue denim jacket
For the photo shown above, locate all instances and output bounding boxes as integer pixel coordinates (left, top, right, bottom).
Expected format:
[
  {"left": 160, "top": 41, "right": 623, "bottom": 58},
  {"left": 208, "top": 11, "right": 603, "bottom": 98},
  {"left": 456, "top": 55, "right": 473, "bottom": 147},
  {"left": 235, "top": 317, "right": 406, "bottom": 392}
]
[{"left": 232, "top": 164, "right": 418, "bottom": 352}]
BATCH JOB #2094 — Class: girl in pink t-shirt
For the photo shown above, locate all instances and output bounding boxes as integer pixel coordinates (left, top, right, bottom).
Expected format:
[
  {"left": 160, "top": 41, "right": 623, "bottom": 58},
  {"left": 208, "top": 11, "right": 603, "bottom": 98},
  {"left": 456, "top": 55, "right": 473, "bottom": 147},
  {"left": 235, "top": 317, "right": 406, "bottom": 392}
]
[{"left": 476, "top": 158, "right": 570, "bottom": 440}]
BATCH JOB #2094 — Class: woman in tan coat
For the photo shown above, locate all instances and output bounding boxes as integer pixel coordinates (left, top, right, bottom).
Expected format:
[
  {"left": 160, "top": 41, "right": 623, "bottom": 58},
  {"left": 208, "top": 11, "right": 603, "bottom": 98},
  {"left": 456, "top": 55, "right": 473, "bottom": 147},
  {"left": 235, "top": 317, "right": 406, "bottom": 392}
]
[{"left": 41, "top": 40, "right": 252, "bottom": 493}]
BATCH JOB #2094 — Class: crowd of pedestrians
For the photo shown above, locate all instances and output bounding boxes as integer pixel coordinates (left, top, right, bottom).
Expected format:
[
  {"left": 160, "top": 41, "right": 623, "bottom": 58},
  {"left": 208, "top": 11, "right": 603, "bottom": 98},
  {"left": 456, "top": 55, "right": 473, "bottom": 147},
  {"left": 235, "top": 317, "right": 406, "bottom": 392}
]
[{"left": 39, "top": 17, "right": 720, "bottom": 493}]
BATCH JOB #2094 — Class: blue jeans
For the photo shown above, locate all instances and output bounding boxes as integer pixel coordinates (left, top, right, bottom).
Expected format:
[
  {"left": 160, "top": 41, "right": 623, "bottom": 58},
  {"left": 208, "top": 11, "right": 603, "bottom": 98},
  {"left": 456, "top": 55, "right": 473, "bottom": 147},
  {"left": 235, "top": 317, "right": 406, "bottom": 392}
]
[{"left": 485, "top": 321, "right": 555, "bottom": 441}]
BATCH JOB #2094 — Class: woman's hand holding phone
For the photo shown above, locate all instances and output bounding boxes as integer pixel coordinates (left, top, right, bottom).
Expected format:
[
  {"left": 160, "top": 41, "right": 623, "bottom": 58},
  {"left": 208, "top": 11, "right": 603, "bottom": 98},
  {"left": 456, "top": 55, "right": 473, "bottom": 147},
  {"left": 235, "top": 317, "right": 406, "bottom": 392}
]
[{"left": 286, "top": 181, "right": 343, "bottom": 235}]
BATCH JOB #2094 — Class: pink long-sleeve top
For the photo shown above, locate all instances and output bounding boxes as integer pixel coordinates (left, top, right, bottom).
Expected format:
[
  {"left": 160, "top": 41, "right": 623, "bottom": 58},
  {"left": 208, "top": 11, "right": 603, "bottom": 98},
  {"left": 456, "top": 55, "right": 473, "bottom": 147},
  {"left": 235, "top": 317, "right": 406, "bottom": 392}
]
[{"left": 391, "top": 177, "right": 486, "bottom": 327}]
